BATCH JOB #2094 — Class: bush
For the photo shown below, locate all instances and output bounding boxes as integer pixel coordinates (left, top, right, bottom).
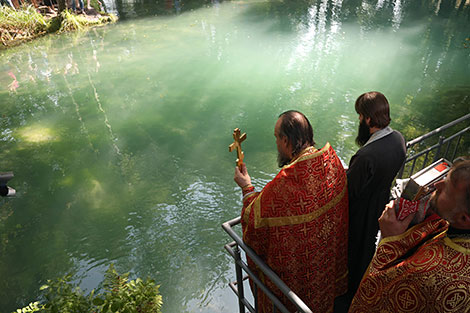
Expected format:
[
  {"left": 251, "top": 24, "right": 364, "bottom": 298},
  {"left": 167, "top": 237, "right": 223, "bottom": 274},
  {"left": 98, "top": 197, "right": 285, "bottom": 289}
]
[{"left": 14, "top": 264, "right": 163, "bottom": 313}]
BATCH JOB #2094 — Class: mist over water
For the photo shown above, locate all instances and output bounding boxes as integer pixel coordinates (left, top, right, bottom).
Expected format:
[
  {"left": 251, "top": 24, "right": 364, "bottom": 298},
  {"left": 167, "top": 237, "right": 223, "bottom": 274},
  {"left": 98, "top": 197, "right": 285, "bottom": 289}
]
[{"left": 0, "top": 0, "right": 469, "bottom": 312}]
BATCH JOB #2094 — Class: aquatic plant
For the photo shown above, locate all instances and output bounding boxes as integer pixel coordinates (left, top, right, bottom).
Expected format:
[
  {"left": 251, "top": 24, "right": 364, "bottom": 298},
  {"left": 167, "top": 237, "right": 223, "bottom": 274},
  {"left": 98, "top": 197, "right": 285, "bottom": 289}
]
[{"left": 14, "top": 264, "right": 163, "bottom": 313}]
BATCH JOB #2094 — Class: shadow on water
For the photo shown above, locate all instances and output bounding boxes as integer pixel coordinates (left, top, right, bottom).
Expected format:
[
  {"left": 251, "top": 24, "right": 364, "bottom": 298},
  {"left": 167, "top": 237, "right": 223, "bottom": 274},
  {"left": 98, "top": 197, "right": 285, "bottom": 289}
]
[
  {"left": 0, "top": 24, "right": 242, "bottom": 311},
  {"left": 114, "top": 0, "right": 224, "bottom": 20}
]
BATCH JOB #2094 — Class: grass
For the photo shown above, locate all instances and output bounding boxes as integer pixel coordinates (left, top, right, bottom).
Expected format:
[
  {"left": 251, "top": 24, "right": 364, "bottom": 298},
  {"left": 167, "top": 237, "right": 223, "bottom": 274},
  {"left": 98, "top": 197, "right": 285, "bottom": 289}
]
[
  {"left": 0, "top": 5, "right": 117, "bottom": 48},
  {"left": 0, "top": 5, "right": 48, "bottom": 46},
  {"left": 59, "top": 9, "right": 117, "bottom": 32}
]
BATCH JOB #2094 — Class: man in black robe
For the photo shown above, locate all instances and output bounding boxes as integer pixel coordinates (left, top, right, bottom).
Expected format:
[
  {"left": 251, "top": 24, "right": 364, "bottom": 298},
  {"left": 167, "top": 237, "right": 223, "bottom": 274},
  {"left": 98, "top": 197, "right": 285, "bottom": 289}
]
[{"left": 335, "top": 91, "right": 406, "bottom": 312}]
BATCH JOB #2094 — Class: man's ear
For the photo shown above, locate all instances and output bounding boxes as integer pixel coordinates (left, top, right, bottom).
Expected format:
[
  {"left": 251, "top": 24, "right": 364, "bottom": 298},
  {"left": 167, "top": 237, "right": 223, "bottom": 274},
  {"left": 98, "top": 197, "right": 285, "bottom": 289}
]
[
  {"left": 455, "top": 211, "right": 470, "bottom": 229},
  {"left": 282, "top": 136, "right": 294, "bottom": 158},
  {"left": 366, "top": 117, "right": 371, "bottom": 126},
  {"left": 282, "top": 135, "right": 289, "bottom": 145}
]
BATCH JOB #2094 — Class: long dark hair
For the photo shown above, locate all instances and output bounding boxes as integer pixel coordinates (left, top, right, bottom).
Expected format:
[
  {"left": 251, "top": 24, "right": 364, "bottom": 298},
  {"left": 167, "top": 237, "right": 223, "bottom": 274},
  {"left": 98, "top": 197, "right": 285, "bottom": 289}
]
[
  {"left": 278, "top": 110, "right": 315, "bottom": 157},
  {"left": 355, "top": 91, "right": 391, "bottom": 128}
]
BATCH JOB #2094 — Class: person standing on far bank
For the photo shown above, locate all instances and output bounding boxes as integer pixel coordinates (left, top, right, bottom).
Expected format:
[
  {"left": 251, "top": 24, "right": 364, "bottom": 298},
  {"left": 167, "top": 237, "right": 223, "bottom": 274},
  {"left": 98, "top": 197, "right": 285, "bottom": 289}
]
[{"left": 336, "top": 91, "right": 406, "bottom": 312}]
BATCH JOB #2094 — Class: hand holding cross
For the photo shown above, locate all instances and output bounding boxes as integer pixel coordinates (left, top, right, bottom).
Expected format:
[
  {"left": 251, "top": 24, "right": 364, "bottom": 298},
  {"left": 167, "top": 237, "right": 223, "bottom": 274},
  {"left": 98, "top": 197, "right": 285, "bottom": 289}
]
[{"left": 229, "top": 128, "right": 247, "bottom": 170}]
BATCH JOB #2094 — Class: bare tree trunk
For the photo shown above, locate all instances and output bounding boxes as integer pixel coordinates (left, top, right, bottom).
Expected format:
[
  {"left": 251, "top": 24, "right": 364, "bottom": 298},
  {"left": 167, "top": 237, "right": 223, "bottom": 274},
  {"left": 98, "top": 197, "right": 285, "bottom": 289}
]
[
  {"left": 58, "top": 0, "right": 66, "bottom": 13},
  {"left": 11, "top": 0, "right": 20, "bottom": 9}
]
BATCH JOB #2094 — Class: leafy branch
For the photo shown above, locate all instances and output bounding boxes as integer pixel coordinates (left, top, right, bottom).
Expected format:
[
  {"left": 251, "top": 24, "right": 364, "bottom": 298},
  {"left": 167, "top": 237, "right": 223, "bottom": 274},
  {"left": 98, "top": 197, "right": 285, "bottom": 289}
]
[{"left": 15, "top": 264, "right": 162, "bottom": 313}]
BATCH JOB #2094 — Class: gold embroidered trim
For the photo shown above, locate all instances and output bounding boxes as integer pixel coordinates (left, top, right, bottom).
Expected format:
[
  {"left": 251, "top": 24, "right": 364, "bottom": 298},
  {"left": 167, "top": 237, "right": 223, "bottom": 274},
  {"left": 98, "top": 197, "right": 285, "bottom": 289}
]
[
  {"left": 243, "top": 190, "right": 263, "bottom": 224},
  {"left": 254, "top": 185, "right": 347, "bottom": 229},
  {"left": 443, "top": 237, "right": 470, "bottom": 255},
  {"left": 378, "top": 220, "right": 448, "bottom": 246},
  {"left": 282, "top": 143, "right": 329, "bottom": 169},
  {"left": 336, "top": 270, "right": 348, "bottom": 283},
  {"left": 379, "top": 226, "right": 419, "bottom": 245}
]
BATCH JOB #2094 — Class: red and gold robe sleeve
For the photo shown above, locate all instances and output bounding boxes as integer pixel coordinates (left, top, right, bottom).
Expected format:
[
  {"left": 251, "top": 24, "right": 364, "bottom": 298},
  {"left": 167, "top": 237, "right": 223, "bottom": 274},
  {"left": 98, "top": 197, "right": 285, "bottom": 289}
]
[
  {"left": 370, "top": 214, "right": 445, "bottom": 272},
  {"left": 241, "top": 185, "right": 266, "bottom": 259}
]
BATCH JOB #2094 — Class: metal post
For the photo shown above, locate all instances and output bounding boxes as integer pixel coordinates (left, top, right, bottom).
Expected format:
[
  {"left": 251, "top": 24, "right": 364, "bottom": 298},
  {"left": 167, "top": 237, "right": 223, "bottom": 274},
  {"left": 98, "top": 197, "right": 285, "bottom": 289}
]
[
  {"left": 397, "top": 159, "right": 406, "bottom": 179},
  {"left": 254, "top": 282, "right": 258, "bottom": 313},
  {"left": 234, "top": 245, "right": 246, "bottom": 313},
  {"left": 422, "top": 151, "right": 430, "bottom": 170},
  {"left": 222, "top": 217, "right": 311, "bottom": 313},
  {"left": 433, "top": 136, "right": 445, "bottom": 162},
  {"left": 451, "top": 135, "right": 463, "bottom": 161},
  {"left": 444, "top": 140, "right": 452, "bottom": 159},
  {"left": 410, "top": 157, "right": 417, "bottom": 177}
]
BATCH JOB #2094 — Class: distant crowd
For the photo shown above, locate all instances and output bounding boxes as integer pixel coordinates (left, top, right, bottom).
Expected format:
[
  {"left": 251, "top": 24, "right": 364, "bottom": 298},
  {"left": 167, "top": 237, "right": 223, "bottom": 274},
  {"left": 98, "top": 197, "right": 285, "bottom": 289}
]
[{"left": 0, "top": 0, "right": 101, "bottom": 15}]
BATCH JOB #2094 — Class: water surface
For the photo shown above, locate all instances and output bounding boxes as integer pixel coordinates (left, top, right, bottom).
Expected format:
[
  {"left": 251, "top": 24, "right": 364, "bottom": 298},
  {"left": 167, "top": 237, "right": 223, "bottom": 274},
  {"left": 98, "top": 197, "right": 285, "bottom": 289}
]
[{"left": 0, "top": 0, "right": 469, "bottom": 312}]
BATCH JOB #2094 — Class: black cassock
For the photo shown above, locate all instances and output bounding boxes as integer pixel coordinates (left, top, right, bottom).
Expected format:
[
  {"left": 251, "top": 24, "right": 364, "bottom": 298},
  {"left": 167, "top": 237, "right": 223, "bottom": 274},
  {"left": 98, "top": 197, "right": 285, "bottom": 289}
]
[{"left": 346, "top": 130, "right": 406, "bottom": 296}]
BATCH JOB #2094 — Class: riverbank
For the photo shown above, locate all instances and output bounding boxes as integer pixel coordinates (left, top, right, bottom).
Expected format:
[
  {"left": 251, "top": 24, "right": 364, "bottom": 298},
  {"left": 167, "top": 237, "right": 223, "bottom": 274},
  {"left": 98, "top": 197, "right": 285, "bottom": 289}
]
[{"left": 0, "top": 5, "right": 117, "bottom": 48}]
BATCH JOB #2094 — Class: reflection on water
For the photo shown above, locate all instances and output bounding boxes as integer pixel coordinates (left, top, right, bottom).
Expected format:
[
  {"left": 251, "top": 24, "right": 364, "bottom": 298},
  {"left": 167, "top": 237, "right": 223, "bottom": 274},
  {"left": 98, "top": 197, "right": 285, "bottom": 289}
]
[{"left": 0, "top": 0, "right": 469, "bottom": 312}]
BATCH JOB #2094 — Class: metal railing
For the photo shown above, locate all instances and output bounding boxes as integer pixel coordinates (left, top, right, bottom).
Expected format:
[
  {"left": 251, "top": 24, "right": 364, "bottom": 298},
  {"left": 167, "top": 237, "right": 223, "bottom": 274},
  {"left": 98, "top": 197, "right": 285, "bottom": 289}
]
[
  {"left": 398, "top": 113, "right": 470, "bottom": 178},
  {"left": 222, "top": 216, "right": 313, "bottom": 313}
]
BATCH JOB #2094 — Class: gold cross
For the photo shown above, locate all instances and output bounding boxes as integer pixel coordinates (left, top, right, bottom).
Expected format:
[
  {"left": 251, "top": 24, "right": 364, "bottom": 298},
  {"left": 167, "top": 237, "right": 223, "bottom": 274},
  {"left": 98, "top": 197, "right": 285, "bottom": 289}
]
[
  {"left": 304, "top": 247, "right": 310, "bottom": 259},
  {"left": 268, "top": 199, "right": 276, "bottom": 212},
  {"left": 305, "top": 269, "right": 312, "bottom": 280},
  {"left": 273, "top": 227, "right": 282, "bottom": 240},
  {"left": 297, "top": 197, "right": 307, "bottom": 212},
  {"left": 307, "top": 288, "right": 313, "bottom": 299},
  {"left": 276, "top": 251, "right": 285, "bottom": 264},
  {"left": 229, "top": 128, "right": 247, "bottom": 169},
  {"left": 398, "top": 291, "right": 415, "bottom": 309},
  {"left": 301, "top": 223, "right": 308, "bottom": 236}
]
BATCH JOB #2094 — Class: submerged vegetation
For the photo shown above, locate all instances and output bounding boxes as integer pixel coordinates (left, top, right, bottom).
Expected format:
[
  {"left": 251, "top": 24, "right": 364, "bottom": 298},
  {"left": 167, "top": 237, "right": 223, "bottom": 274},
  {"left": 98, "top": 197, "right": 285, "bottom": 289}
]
[
  {"left": 15, "top": 264, "right": 163, "bottom": 313},
  {"left": 0, "top": 5, "right": 117, "bottom": 48}
]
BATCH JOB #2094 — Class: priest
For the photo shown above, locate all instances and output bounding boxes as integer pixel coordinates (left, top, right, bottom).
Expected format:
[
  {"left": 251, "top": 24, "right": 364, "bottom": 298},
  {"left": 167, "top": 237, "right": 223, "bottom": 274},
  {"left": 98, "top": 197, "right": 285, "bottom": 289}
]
[
  {"left": 341, "top": 91, "right": 406, "bottom": 311},
  {"left": 233, "top": 110, "right": 349, "bottom": 313},
  {"left": 350, "top": 159, "right": 470, "bottom": 312}
]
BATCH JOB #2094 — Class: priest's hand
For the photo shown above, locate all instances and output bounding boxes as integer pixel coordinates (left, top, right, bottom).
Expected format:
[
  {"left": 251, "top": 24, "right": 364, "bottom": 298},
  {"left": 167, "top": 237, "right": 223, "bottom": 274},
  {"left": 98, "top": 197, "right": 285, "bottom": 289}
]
[
  {"left": 379, "top": 201, "right": 416, "bottom": 238},
  {"left": 234, "top": 163, "right": 252, "bottom": 188}
]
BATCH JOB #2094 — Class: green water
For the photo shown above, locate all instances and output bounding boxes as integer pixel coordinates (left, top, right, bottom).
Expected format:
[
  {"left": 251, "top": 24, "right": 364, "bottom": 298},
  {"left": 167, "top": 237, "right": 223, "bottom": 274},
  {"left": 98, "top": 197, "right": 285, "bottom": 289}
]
[{"left": 0, "top": 0, "right": 469, "bottom": 312}]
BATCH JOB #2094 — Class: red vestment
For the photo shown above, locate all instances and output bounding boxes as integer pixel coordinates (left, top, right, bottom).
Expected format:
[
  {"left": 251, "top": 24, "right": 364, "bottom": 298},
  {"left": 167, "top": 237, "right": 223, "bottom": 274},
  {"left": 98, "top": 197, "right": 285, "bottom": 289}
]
[
  {"left": 241, "top": 144, "right": 348, "bottom": 313},
  {"left": 350, "top": 216, "right": 470, "bottom": 312}
]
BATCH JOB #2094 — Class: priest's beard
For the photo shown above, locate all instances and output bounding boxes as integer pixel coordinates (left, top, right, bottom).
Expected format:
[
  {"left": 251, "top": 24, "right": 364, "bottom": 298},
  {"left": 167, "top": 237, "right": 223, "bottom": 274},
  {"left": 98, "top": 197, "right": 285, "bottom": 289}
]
[
  {"left": 277, "top": 150, "right": 291, "bottom": 168},
  {"left": 355, "top": 119, "right": 372, "bottom": 147},
  {"left": 428, "top": 190, "right": 457, "bottom": 224}
]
